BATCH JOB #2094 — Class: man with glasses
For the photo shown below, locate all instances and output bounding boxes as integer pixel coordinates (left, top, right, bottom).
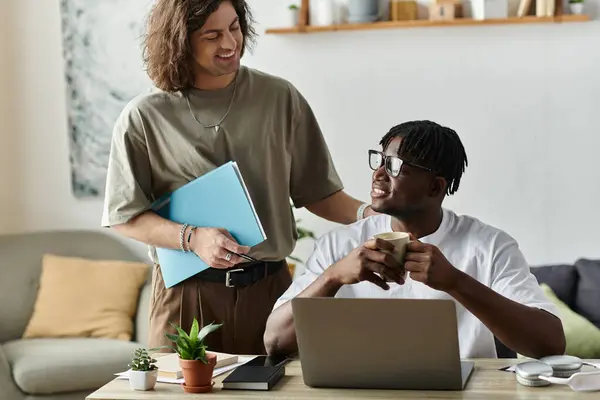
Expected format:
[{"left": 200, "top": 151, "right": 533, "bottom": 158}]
[{"left": 263, "top": 120, "right": 565, "bottom": 360}]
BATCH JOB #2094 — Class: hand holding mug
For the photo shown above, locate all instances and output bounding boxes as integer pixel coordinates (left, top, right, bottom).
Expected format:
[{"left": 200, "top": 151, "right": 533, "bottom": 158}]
[
  {"left": 327, "top": 238, "right": 405, "bottom": 290},
  {"left": 373, "top": 231, "right": 410, "bottom": 281},
  {"left": 403, "top": 234, "right": 462, "bottom": 291}
]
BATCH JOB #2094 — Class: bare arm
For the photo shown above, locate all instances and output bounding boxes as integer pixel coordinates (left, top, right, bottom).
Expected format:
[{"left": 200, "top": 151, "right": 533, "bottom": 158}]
[
  {"left": 264, "top": 239, "right": 402, "bottom": 356},
  {"left": 111, "top": 211, "right": 185, "bottom": 250},
  {"left": 111, "top": 211, "right": 250, "bottom": 268},
  {"left": 264, "top": 271, "right": 341, "bottom": 356},
  {"left": 448, "top": 273, "right": 566, "bottom": 358},
  {"left": 305, "top": 191, "right": 371, "bottom": 225},
  {"left": 404, "top": 239, "right": 566, "bottom": 359}
]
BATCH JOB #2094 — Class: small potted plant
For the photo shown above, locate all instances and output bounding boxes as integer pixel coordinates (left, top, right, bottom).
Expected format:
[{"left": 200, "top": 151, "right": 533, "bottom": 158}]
[
  {"left": 164, "top": 318, "right": 222, "bottom": 393},
  {"left": 287, "top": 4, "right": 300, "bottom": 26},
  {"left": 128, "top": 348, "right": 158, "bottom": 391},
  {"left": 569, "top": 0, "right": 584, "bottom": 14}
]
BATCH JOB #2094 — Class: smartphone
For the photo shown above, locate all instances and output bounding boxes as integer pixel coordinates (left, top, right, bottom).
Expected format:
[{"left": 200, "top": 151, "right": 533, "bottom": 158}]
[{"left": 243, "top": 355, "right": 290, "bottom": 368}]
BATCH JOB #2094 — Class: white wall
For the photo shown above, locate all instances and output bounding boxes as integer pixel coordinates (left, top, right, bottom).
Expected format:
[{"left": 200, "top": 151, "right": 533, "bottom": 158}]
[
  {"left": 1, "top": 1, "right": 11, "bottom": 230},
  {"left": 1, "top": 0, "right": 599, "bottom": 268}
]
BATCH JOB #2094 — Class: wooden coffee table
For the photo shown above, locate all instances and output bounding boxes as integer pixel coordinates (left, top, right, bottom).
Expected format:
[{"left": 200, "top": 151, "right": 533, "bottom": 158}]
[{"left": 87, "top": 358, "right": 600, "bottom": 399}]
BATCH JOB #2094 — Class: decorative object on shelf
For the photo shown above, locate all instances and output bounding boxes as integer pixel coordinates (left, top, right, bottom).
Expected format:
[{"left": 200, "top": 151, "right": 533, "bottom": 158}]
[
  {"left": 429, "top": 0, "right": 462, "bottom": 20},
  {"left": 287, "top": 4, "right": 300, "bottom": 27},
  {"left": 128, "top": 348, "right": 158, "bottom": 391},
  {"left": 310, "top": 0, "right": 336, "bottom": 26},
  {"left": 516, "top": 0, "right": 534, "bottom": 17},
  {"left": 389, "top": 0, "right": 418, "bottom": 21},
  {"left": 569, "top": 0, "right": 584, "bottom": 14},
  {"left": 470, "top": 0, "right": 509, "bottom": 20},
  {"left": 158, "top": 319, "right": 222, "bottom": 394},
  {"left": 347, "top": 0, "right": 380, "bottom": 23},
  {"left": 389, "top": 0, "right": 417, "bottom": 21},
  {"left": 264, "top": 0, "right": 591, "bottom": 34},
  {"left": 299, "top": 0, "right": 310, "bottom": 26},
  {"left": 534, "top": 0, "right": 555, "bottom": 16}
]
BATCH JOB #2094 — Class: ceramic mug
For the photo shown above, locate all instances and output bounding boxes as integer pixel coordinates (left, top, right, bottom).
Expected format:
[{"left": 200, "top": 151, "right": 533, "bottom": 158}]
[{"left": 373, "top": 231, "right": 410, "bottom": 281}]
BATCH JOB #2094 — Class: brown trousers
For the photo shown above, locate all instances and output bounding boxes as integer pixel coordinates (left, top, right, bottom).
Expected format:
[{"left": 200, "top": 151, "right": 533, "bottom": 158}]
[{"left": 148, "top": 261, "right": 292, "bottom": 355}]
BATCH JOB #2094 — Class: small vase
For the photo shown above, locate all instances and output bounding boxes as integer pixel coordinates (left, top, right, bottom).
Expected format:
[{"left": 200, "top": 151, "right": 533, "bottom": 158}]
[
  {"left": 287, "top": 9, "right": 299, "bottom": 26},
  {"left": 179, "top": 353, "right": 217, "bottom": 393},
  {"left": 347, "top": 0, "right": 379, "bottom": 23},
  {"left": 470, "top": 0, "right": 508, "bottom": 20},
  {"left": 569, "top": 2, "right": 583, "bottom": 14},
  {"left": 128, "top": 370, "right": 158, "bottom": 391},
  {"left": 311, "top": 0, "right": 335, "bottom": 26}
]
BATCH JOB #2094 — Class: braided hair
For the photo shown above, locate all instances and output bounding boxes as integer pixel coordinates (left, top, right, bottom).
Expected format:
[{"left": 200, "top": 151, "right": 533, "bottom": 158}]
[{"left": 379, "top": 120, "right": 468, "bottom": 196}]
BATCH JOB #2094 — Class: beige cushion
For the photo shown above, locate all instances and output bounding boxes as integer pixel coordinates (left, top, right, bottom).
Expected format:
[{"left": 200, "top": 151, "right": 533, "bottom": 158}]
[
  {"left": 23, "top": 254, "right": 149, "bottom": 341},
  {"left": 3, "top": 338, "right": 140, "bottom": 394}
]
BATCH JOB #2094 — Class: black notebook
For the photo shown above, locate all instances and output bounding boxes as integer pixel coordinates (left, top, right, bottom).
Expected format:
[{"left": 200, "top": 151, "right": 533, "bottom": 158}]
[{"left": 222, "top": 364, "right": 286, "bottom": 391}]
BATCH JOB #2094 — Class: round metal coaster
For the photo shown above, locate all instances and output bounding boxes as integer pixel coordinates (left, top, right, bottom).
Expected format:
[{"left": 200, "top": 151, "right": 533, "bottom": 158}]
[
  {"left": 515, "top": 361, "right": 553, "bottom": 387},
  {"left": 539, "top": 355, "right": 582, "bottom": 377}
]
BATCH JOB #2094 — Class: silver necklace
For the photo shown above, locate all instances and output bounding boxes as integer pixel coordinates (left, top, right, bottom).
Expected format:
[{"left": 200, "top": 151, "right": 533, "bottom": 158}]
[{"left": 185, "top": 73, "right": 238, "bottom": 133}]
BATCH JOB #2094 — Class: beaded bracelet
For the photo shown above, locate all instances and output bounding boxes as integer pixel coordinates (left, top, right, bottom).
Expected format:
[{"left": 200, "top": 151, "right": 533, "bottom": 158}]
[
  {"left": 179, "top": 223, "right": 189, "bottom": 252},
  {"left": 356, "top": 203, "right": 370, "bottom": 221}
]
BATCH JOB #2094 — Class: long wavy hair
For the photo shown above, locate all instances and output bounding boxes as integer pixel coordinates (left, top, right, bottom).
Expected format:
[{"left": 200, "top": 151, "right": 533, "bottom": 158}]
[{"left": 141, "top": 0, "right": 256, "bottom": 92}]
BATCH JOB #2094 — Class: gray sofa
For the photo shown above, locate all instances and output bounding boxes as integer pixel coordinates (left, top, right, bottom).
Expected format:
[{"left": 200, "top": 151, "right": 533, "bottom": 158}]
[
  {"left": 0, "top": 230, "right": 152, "bottom": 400},
  {"left": 495, "top": 258, "right": 600, "bottom": 358}
]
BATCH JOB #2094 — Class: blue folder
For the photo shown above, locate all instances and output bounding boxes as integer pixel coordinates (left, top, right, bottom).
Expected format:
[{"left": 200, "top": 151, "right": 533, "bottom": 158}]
[{"left": 151, "top": 161, "right": 267, "bottom": 288}]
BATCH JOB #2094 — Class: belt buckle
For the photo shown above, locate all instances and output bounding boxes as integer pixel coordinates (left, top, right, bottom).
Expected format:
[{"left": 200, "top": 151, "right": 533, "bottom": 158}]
[{"left": 225, "top": 268, "right": 245, "bottom": 288}]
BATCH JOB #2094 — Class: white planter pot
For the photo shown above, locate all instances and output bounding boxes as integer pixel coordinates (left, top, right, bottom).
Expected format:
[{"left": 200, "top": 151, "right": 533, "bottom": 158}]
[
  {"left": 470, "top": 0, "right": 508, "bottom": 20},
  {"left": 310, "top": 0, "right": 335, "bottom": 26},
  {"left": 569, "top": 2, "right": 584, "bottom": 14},
  {"left": 287, "top": 9, "right": 299, "bottom": 26},
  {"left": 129, "top": 370, "right": 157, "bottom": 391}
]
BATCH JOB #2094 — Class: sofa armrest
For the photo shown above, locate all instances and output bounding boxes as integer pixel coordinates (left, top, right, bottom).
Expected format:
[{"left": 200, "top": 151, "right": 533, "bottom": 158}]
[
  {"left": 0, "top": 344, "right": 25, "bottom": 400},
  {"left": 134, "top": 280, "right": 151, "bottom": 347}
]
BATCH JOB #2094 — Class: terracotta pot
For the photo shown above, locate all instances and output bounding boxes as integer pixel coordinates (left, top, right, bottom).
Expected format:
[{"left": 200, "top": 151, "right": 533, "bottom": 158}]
[{"left": 178, "top": 352, "right": 216, "bottom": 389}]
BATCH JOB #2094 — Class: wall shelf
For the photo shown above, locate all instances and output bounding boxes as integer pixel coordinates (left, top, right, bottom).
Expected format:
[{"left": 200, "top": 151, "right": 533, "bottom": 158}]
[{"left": 265, "top": 14, "right": 591, "bottom": 35}]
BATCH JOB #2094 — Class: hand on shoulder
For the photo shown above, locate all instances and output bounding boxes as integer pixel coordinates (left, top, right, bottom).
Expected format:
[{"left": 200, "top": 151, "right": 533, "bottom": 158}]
[{"left": 363, "top": 205, "right": 381, "bottom": 218}]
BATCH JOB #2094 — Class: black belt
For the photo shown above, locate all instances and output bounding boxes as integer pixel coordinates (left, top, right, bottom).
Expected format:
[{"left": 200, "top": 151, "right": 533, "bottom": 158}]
[{"left": 196, "top": 260, "right": 285, "bottom": 288}]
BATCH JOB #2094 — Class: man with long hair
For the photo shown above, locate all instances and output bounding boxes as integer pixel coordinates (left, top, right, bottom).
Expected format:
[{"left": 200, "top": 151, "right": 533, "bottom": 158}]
[
  {"left": 264, "top": 120, "right": 565, "bottom": 360},
  {"left": 101, "top": 0, "right": 376, "bottom": 354}
]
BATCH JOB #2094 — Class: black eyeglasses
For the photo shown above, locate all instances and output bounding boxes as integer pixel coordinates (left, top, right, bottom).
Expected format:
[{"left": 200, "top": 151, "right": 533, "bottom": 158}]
[{"left": 368, "top": 150, "right": 435, "bottom": 177}]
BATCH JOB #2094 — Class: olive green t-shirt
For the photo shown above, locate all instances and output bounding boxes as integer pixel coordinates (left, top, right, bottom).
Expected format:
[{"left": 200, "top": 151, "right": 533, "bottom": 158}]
[{"left": 101, "top": 66, "right": 343, "bottom": 263}]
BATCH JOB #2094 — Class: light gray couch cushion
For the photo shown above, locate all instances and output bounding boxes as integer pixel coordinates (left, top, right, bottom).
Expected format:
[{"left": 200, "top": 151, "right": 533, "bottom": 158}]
[
  {"left": 0, "top": 230, "right": 144, "bottom": 343},
  {"left": 3, "top": 338, "right": 141, "bottom": 395},
  {"left": 0, "top": 346, "right": 24, "bottom": 399}
]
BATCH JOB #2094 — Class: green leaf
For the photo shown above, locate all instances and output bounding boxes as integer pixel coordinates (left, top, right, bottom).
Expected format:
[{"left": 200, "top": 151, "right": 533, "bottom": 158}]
[
  {"left": 197, "top": 322, "right": 222, "bottom": 342},
  {"left": 190, "top": 318, "right": 200, "bottom": 345},
  {"left": 177, "top": 344, "right": 193, "bottom": 360},
  {"left": 170, "top": 322, "right": 192, "bottom": 343},
  {"left": 165, "top": 333, "right": 181, "bottom": 342},
  {"left": 175, "top": 336, "right": 193, "bottom": 355},
  {"left": 148, "top": 345, "right": 170, "bottom": 352}
]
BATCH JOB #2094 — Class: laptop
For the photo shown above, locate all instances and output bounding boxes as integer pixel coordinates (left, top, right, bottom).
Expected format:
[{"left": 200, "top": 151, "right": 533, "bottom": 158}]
[{"left": 291, "top": 297, "right": 474, "bottom": 390}]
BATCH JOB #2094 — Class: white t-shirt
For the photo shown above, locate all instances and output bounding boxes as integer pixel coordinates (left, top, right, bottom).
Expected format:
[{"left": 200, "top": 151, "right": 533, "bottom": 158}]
[{"left": 274, "top": 208, "right": 558, "bottom": 359}]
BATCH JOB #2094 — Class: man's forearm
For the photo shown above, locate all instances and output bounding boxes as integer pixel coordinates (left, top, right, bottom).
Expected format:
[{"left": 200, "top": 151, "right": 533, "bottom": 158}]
[
  {"left": 448, "top": 272, "right": 566, "bottom": 358},
  {"left": 111, "top": 211, "right": 185, "bottom": 250},
  {"left": 305, "top": 190, "right": 365, "bottom": 225},
  {"left": 264, "top": 272, "right": 341, "bottom": 356}
]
